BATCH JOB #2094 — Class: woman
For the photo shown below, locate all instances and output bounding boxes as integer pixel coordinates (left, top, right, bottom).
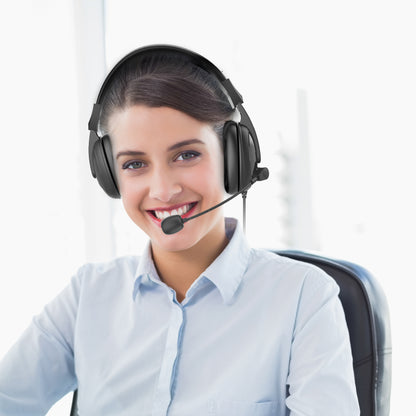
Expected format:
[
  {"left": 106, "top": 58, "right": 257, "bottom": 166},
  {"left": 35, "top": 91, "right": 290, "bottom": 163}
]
[{"left": 0, "top": 45, "right": 359, "bottom": 415}]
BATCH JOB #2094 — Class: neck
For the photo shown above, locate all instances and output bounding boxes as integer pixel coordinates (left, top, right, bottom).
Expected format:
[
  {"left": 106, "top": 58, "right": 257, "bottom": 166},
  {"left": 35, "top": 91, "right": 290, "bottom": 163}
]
[{"left": 151, "top": 219, "right": 229, "bottom": 302}]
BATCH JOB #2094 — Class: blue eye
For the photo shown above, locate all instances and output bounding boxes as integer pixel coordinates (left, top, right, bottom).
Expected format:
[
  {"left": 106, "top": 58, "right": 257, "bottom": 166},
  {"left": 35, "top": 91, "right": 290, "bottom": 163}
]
[
  {"left": 176, "top": 151, "right": 200, "bottom": 161},
  {"left": 122, "top": 161, "right": 145, "bottom": 170}
]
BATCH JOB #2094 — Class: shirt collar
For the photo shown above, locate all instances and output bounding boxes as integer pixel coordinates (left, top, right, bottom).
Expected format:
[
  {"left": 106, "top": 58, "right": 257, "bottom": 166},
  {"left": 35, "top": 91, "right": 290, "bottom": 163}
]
[
  {"left": 201, "top": 217, "right": 251, "bottom": 304},
  {"left": 132, "top": 243, "right": 160, "bottom": 300},
  {"left": 132, "top": 217, "right": 251, "bottom": 304}
]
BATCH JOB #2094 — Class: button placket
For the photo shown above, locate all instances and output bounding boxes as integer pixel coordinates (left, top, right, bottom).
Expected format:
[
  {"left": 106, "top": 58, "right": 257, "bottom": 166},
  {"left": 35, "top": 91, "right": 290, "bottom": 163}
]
[{"left": 152, "top": 299, "right": 184, "bottom": 416}]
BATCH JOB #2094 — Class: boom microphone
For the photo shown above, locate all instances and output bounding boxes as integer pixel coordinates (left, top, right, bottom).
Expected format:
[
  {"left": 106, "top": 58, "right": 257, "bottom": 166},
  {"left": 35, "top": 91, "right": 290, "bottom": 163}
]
[{"left": 161, "top": 167, "right": 269, "bottom": 235}]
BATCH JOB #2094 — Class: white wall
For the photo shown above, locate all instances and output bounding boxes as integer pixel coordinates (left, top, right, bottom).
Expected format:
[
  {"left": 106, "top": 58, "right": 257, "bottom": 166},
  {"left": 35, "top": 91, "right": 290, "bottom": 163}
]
[{"left": 0, "top": 1, "right": 87, "bottom": 413}]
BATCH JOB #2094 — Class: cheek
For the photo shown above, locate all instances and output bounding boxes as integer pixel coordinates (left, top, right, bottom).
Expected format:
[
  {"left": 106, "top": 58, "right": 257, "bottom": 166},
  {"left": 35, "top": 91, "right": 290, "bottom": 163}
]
[
  {"left": 118, "top": 176, "right": 131, "bottom": 199},
  {"left": 119, "top": 177, "right": 144, "bottom": 210},
  {"left": 193, "top": 157, "right": 225, "bottom": 195},
  {"left": 205, "top": 143, "right": 225, "bottom": 187}
]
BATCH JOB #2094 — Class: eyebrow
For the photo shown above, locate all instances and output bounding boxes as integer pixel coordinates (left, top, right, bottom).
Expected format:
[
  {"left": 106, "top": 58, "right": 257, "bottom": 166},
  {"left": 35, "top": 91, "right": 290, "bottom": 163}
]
[
  {"left": 116, "top": 138, "right": 205, "bottom": 160},
  {"left": 116, "top": 150, "right": 145, "bottom": 160},
  {"left": 167, "top": 138, "right": 204, "bottom": 151}
]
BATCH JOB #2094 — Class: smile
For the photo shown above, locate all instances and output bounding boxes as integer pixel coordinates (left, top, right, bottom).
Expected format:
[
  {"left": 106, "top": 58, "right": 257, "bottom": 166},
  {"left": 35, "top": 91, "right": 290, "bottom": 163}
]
[{"left": 148, "top": 202, "right": 197, "bottom": 221}]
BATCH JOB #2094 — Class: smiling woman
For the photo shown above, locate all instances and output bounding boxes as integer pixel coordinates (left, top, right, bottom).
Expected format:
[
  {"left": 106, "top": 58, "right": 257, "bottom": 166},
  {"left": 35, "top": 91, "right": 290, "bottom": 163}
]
[{"left": 0, "top": 45, "right": 359, "bottom": 416}]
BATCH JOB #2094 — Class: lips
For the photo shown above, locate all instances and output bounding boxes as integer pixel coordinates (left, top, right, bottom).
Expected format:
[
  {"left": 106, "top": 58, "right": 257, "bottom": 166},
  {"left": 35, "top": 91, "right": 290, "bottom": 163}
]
[{"left": 147, "top": 202, "right": 197, "bottom": 222}]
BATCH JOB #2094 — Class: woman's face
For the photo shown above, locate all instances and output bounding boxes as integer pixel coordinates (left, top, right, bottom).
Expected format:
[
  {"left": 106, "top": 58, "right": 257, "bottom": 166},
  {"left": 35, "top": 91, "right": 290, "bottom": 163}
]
[{"left": 109, "top": 105, "right": 226, "bottom": 254}]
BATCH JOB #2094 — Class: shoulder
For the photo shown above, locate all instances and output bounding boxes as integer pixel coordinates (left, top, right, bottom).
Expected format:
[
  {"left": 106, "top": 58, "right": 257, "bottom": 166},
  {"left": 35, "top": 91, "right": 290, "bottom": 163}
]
[
  {"left": 246, "top": 248, "right": 338, "bottom": 296},
  {"left": 237, "top": 249, "right": 341, "bottom": 329},
  {"left": 77, "top": 255, "right": 140, "bottom": 276},
  {"left": 73, "top": 255, "right": 141, "bottom": 293}
]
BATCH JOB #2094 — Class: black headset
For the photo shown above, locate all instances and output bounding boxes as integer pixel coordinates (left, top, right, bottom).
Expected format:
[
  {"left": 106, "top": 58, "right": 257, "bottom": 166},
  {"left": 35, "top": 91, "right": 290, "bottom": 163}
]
[{"left": 88, "top": 45, "right": 267, "bottom": 199}]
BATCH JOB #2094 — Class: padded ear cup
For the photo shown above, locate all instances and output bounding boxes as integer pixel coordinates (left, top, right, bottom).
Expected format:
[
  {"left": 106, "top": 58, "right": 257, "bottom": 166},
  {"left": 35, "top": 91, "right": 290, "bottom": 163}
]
[
  {"left": 223, "top": 121, "right": 240, "bottom": 194},
  {"left": 238, "top": 124, "right": 257, "bottom": 190},
  {"left": 223, "top": 121, "right": 257, "bottom": 194},
  {"left": 91, "top": 135, "right": 120, "bottom": 198}
]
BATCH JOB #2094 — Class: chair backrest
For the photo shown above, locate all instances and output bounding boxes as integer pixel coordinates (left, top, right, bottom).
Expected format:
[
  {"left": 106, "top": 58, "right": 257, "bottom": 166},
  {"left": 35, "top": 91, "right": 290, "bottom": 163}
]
[
  {"left": 69, "top": 389, "right": 77, "bottom": 416},
  {"left": 69, "top": 250, "right": 392, "bottom": 416},
  {"left": 275, "top": 250, "right": 392, "bottom": 416}
]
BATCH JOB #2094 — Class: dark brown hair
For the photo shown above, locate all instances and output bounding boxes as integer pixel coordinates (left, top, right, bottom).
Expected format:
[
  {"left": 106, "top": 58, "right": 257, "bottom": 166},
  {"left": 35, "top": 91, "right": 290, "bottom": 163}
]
[{"left": 99, "top": 51, "right": 235, "bottom": 138}]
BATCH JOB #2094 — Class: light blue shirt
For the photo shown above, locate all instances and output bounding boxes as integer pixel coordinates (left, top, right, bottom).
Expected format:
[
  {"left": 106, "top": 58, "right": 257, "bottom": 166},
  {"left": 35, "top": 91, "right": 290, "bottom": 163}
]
[{"left": 0, "top": 218, "right": 359, "bottom": 415}]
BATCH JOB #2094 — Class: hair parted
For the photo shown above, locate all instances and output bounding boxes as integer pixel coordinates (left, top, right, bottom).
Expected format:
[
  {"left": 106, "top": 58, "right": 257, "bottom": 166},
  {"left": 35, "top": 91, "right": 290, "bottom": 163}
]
[{"left": 99, "top": 51, "right": 235, "bottom": 137}]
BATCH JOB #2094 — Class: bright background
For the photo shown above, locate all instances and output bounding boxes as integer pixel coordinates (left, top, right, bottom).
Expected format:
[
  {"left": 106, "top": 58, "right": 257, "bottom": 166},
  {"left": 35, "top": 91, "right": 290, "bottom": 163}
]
[{"left": 1, "top": 0, "right": 415, "bottom": 414}]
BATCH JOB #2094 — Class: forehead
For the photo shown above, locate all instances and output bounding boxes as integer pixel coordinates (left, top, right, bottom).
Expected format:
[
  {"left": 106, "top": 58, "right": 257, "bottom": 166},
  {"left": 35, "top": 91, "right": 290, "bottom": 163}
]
[{"left": 109, "top": 105, "right": 216, "bottom": 151}]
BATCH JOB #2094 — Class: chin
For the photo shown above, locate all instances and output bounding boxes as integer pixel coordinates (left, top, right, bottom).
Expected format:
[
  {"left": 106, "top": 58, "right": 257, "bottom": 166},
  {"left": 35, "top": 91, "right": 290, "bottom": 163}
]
[
  {"left": 152, "top": 215, "right": 223, "bottom": 253},
  {"left": 147, "top": 237, "right": 194, "bottom": 256}
]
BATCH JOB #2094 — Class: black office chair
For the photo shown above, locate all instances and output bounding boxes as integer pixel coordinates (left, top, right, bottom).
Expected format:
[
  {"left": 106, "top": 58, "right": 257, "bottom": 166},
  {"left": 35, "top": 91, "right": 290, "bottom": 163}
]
[
  {"left": 275, "top": 250, "right": 392, "bottom": 416},
  {"left": 69, "top": 250, "right": 392, "bottom": 416}
]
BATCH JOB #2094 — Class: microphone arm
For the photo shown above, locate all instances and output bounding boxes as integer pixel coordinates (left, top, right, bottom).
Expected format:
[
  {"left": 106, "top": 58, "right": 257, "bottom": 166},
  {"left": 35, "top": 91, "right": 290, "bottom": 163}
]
[{"left": 161, "top": 167, "right": 269, "bottom": 235}]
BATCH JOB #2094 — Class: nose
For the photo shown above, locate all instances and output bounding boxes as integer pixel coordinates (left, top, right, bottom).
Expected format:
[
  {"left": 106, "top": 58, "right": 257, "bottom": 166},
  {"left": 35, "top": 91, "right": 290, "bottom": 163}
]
[{"left": 148, "top": 165, "right": 182, "bottom": 202}]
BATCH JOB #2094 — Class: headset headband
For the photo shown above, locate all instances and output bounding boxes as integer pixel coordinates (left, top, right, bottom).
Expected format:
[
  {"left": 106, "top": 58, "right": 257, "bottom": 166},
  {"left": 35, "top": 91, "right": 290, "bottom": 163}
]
[{"left": 88, "top": 44, "right": 261, "bottom": 163}]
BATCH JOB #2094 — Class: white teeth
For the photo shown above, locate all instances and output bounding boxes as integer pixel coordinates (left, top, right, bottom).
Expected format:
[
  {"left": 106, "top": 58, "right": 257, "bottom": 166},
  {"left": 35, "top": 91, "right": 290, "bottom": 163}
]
[
  {"left": 154, "top": 204, "right": 192, "bottom": 220},
  {"left": 160, "top": 211, "right": 170, "bottom": 220}
]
